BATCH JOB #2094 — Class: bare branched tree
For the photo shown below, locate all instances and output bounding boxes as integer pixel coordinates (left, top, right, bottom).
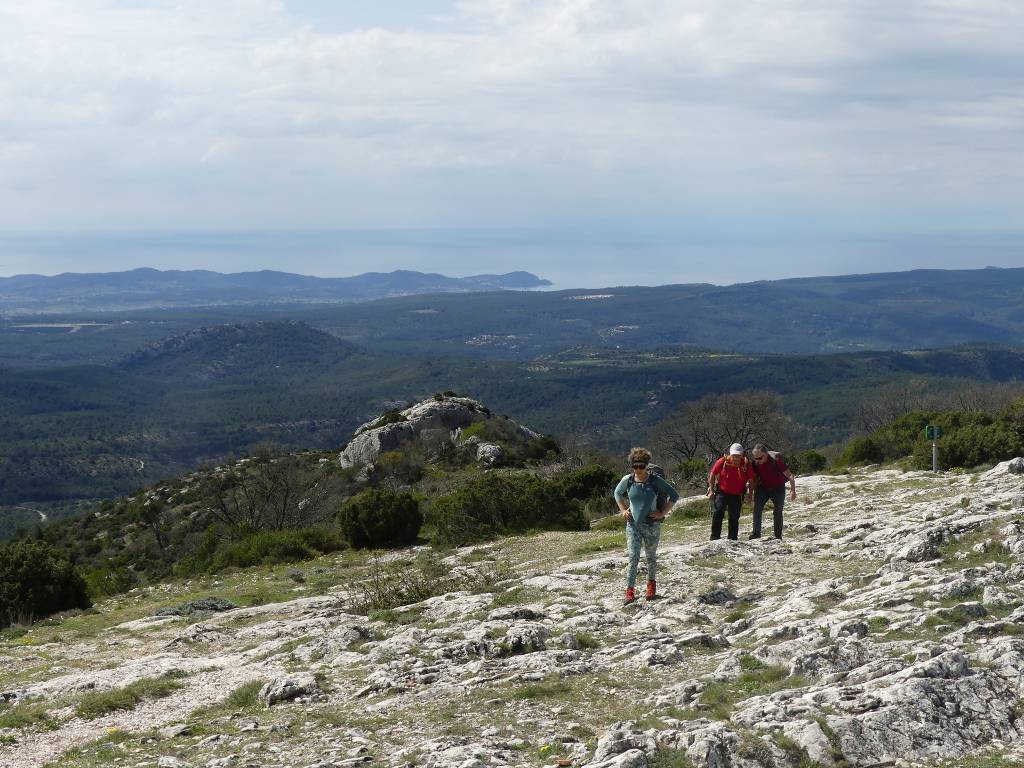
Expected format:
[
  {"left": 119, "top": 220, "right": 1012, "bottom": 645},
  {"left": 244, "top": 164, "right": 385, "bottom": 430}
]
[
  {"left": 197, "top": 455, "right": 339, "bottom": 538},
  {"left": 853, "top": 380, "right": 1024, "bottom": 434},
  {"left": 651, "top": 390, "right": 797, "bottom": 467},
  {"left": 853, "top": 380, "right": 932, "bottom": 434}
]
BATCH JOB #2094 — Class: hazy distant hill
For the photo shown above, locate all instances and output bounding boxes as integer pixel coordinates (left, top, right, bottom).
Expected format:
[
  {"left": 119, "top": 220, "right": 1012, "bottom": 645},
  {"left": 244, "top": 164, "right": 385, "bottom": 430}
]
[{"left": 0, "top": 267, "right": 552, "bottom": 314}]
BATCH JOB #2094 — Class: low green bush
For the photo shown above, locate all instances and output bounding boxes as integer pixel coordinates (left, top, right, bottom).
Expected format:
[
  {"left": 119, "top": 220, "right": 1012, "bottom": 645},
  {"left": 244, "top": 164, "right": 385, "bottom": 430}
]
[
  {"left": 83, "top": 563, "right": 139, "bottom": 598},
  {"left": 181, "top": 526, "right": 346, "bottom": 575},
  {"left": 356, "top": 409, "right": 407, "bottom": 435},
  {"left": 837, "top": 436, "right": 883, "bottom": 466},
  {"left": 675, "top": 458, "right": 711, "bottom": 490},
  {"left": 338, "top": 489, "right": 423, "bottom": 549},
  {"left": 912, "top": 422, "right": 1024, "bottom": 471},
  {"left": 0, "top": 539, "right": 91, "bottom": 628},
  {"left": 791, "top": 450, "right": 828, "bottom": 474},
  {"left": 426, "top": 473, "right": 587, "bottom": 548},
  {"left": 562, "top": 465, "right": 618, "bottom": 502},
  {"left": 837, "top": 400, "right": 1024, "bottom": 470}
]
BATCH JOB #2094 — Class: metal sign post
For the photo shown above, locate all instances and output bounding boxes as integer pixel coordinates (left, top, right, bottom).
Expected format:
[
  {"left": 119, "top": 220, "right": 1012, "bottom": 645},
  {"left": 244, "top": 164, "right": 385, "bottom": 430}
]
[{"left": 925, "top": 425, "right": 942, "bottom": 472}]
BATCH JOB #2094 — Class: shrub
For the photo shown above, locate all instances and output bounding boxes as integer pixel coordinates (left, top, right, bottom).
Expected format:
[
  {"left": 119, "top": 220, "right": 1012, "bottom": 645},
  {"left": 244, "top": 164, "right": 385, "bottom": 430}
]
[
  {"left": 373, "top": 449, "right": 425, "bottom": 483},
  {"left": 791, "top": 450, "right": 828, "bottom": 474},
  {"left": 83, "top": 563, "right": 139, "bottom": 598},
  {"left": 353, "top": 553, "right": 512, "bottom": 613},
  {"left": 181, "top": 526, "right": 346, "bottom": 575},
  {"left": 0, "top": 540, "right": 91, "bottom": 628},
  {"left": 459, "top": 422, "right": 489, "bottom": 442},
  {"left": 562, "top": 465, "right": 618, "bottom": 502},
  {"left": 426, "top": 473, "right": 587, "bottom": 548},
  {"left": 356, "top": 409, "right": 407, "bottom": 435},
  {"left": 338, "top": 489, "right": 423, "bottom": 549},
  {"left": 913, "top": 422, "right": 1024, "bottom": 471},
  {"left": 584, "top": 496, "right": 617, "bottom": 521},
  {"left": 837, "top": 436, "right": 883, "bottom": 466},
  {"left": 518, "top": 434, "right": 561, "bottom": 462},
  {"left": 675, "top": 458, "right": 710, "bottom": 490}
]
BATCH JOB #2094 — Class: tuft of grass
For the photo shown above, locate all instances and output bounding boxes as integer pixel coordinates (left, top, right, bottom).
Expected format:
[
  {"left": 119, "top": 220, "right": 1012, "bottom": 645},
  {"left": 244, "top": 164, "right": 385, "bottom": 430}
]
[
  {"left": 649, "top": 748, "right": 696, "bottom": 768},
  {"left": 737, "top": 733, "right": 775, "bottom": 767},
  {"left": 352, "top": 554, "right": 511, "bottom": 614},
  {"left": 0, "top": 702, "right": 57, "bottom": 730},
  {"left": 772, "top": 731, "right": 818, "bottom": 768},
  {"left": 938, "top": 527, "right": 1013, "bottom": 570},
  {"left": 695, "top": 657, "right": 805, "bottom": 720},
  {"left": 724, "top": 604, "right": 752, "bottom": 623},
  {"left": 225, "top": 680, "right": 266, "bottom": 711},
  {"left": 573, "top": 534, "right": 623, "bottom": 555},
  {"left": 812, "top": 716, "right": 851, "bottom": 768},
  {"left": 491, "top": 586, "right": 545, "bottom": 608},
  {"left": 663, "top": 705, "right": 706, "bottom": 722},
  {"left": 367, "top": 607, "right": 424, "bottom": 625},
  {"left": 574, "top": 632, "right": 601, "bottom": 650},
  {"left": 510, "top": 679, "right": 572, "bottom": 700},
  {"left": 923, "top": 604, "right": 986, "bottom": 630},
  {"left": 74, "top": 671, "right": 187, "bottom": 720},
  {"left": 669, "top": 498, "right": 711, "bottom": 523}
]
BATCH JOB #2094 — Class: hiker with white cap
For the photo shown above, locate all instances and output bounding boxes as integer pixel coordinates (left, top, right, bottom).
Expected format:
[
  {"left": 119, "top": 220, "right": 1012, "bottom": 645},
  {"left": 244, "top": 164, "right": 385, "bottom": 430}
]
[{"left": 706, "top": 443, "right": 754, "bottom": 540}]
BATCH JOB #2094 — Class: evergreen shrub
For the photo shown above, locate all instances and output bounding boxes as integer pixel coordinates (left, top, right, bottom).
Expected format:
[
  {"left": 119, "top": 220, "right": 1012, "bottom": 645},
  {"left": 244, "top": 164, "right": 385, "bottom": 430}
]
[
  {"left": 0, "top": 540, "right": 91, "bottom": 628},
  {"left": 838, "top": 399, "right": 1024, "bottom": 470},
  {"left": 675, "top": 458, "right": 711, "bottom": 490},
  {"left": 837, "top": 436, "right": 883, "bottom": 466},
  {"left": 562, "top": 465, "right": 618, "bottom": 502},
  {"left": 180, "top": 526, "right": 346, "bottom": 574},
  {"left": 426, "top": 474, "right": 588, "bottom": 548},
  {"left": 791, "top": 450, "right": 828, "bottom": 474},
  {"left": 339, "top": 489, "right": 423, "bottom": 549}
]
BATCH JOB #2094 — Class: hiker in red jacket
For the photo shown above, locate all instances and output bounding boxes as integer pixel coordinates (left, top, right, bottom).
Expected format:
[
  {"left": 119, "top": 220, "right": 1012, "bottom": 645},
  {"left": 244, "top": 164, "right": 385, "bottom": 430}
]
[
  {"left": 749, "top": 443, "right": 797, "bottom": 539},
  {"left": 707, "top": 443, "right": 754, "bottom": 540}
]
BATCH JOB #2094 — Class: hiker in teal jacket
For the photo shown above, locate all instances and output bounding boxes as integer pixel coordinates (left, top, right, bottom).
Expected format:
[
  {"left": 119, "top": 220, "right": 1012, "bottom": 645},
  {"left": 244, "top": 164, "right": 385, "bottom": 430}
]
[{"left": 614, "top": 447, "right": 680, "bottom": 604}]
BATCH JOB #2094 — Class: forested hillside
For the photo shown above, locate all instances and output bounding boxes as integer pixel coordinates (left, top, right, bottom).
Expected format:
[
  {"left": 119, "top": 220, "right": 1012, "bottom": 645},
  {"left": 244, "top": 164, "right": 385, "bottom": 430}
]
[
  {"left": 3, "top": 316, "right": 1024, "bottom": 536},
  {"left": 5, "top": 266, "right": 1024, "bottom": 368}
]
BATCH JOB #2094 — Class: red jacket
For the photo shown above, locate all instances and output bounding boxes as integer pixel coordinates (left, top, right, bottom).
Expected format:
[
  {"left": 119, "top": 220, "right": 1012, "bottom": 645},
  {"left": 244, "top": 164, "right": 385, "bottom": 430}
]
[{"left": 712, "top": 456, "right": 753, "bottom": 495}]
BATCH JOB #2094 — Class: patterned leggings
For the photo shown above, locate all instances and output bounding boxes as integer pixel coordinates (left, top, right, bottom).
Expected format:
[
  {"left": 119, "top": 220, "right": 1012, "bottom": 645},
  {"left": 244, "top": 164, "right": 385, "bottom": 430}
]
[{"left": 625, "top": 520, "right": 662, "bottom": 587}]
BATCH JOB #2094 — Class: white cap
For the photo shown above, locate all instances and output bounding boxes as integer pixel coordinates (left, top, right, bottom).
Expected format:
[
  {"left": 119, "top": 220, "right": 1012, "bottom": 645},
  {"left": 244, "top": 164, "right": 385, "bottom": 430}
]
[{"left": 729, "top": 443, "right": 744, "bottom": 455}]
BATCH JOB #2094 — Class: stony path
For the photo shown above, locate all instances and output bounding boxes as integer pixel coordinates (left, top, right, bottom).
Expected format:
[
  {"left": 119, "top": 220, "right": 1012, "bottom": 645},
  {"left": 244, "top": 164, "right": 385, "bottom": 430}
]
[{"left": 4, "top": 463, "right": 1024, "bottom": 768}]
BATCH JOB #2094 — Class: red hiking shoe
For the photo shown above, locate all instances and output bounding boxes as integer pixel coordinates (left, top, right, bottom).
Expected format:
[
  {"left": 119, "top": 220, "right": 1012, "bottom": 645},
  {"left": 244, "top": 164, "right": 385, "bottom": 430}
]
[
  {"left": 624, "top": 587, "right": 637, "bottom": 604},
  {"left": 646, "top": 580, "right": 657, "bottom": 600}
]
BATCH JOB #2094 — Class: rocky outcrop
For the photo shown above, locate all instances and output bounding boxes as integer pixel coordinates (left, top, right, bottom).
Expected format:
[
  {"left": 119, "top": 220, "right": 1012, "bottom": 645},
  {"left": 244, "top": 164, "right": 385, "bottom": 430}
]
[
  {"left": 258, "top": 673, "right": 321, "bottom": 706},
  {"left": 339, "top": 395, "right": 537, "bottom": 469}
]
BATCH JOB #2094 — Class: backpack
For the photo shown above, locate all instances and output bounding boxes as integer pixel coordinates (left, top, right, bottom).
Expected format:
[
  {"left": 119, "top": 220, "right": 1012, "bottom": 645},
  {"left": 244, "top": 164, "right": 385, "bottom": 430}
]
[
  {"left": 766, "top": 451, "right": 785, "bottom": 473},
  {"left": 711, "top": 454, "right": 750, "bottom": 492},
  {"left": 625, "top": 463, "right": 669, "bottom": 512}
]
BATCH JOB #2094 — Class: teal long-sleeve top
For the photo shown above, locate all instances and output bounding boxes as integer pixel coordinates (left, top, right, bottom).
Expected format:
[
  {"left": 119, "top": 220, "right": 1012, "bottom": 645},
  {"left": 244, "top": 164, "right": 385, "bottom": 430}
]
[{"left": 614, "top": 473, "right": 680, "bottom": 525}]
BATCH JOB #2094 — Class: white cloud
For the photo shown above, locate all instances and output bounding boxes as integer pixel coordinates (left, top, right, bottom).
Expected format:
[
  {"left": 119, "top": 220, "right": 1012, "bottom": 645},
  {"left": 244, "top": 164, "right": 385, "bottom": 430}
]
[{"left": 0, "top": 0, "right": 1021, "bottom": 235}]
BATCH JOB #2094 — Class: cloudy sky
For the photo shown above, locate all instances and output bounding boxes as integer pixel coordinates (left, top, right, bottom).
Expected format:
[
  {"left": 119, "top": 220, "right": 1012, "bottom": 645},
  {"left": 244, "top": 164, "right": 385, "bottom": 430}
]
[{"left": 0, "top": 1, "right": 1021, "bottom": 286}]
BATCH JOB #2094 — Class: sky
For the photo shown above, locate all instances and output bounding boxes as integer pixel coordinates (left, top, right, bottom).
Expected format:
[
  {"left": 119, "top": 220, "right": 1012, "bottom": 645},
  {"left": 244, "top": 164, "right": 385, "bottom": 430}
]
[{"left": 0, "top": 0, "right": 1021, "bottom": 287}]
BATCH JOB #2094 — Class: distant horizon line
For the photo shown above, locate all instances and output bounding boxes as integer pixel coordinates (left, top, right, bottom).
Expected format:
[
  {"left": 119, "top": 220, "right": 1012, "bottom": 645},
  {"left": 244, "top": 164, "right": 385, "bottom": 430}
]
[{"left": 1, "top": 263, "right": 1021, "bottom": 287}]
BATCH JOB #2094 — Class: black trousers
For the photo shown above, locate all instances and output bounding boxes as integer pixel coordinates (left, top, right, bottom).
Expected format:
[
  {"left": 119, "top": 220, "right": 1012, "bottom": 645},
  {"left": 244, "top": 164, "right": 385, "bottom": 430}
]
[
  {"left": 752, "top": 486, "right": 786, "bottom": 539},
  {"left": 711, "top": 491, "right": 742, "bottom": 540}
]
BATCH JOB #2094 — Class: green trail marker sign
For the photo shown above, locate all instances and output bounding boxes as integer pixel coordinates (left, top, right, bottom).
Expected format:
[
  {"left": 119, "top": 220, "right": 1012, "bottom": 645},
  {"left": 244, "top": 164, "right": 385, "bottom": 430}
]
[{"left": 925, "top": 425, "right": 942, "bottom": 471}]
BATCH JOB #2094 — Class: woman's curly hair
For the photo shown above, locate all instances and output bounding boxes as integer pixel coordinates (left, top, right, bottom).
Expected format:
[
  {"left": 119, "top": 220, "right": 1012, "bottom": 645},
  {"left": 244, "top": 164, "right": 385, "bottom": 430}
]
[{"left": 628, "top": 447, "right": 652, "bottom": 465}]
